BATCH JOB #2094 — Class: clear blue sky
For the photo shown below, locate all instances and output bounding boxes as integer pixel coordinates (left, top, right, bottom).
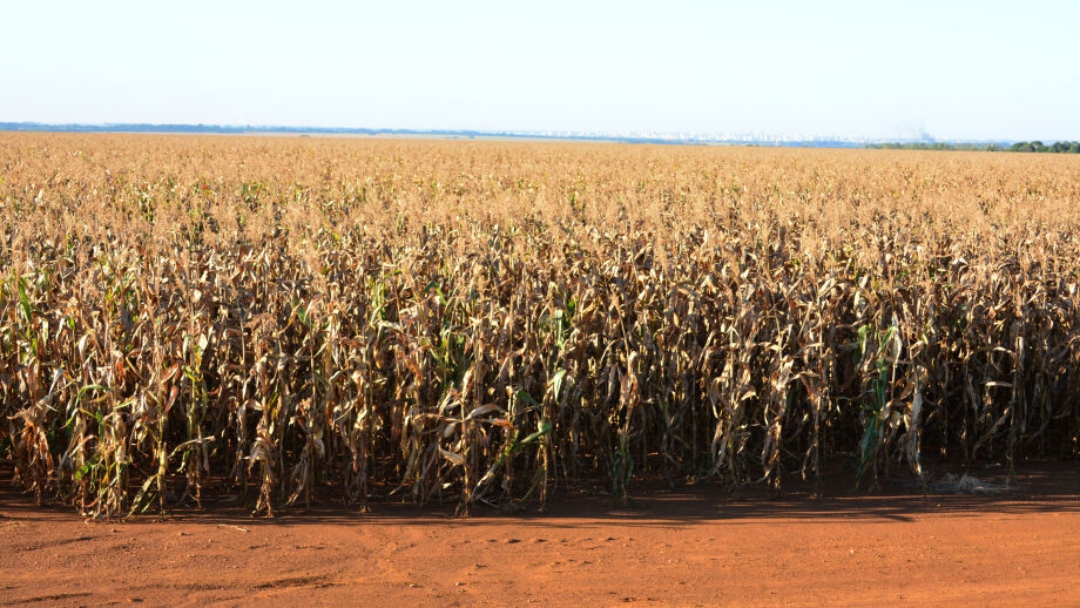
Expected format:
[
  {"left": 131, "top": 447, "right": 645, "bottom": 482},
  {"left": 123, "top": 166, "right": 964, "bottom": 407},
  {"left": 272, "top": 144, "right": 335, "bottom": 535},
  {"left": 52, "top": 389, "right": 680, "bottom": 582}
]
[{"left": 3, "top": 1, "right": 1077, "bottom": 140}]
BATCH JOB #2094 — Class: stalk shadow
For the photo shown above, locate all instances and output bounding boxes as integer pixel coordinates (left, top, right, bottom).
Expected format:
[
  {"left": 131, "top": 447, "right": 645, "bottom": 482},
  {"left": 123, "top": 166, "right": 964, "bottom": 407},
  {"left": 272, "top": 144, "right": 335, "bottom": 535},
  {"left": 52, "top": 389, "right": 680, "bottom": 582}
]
[{"left": 2, "top": 460, "right": 1078, "bottom": 528}]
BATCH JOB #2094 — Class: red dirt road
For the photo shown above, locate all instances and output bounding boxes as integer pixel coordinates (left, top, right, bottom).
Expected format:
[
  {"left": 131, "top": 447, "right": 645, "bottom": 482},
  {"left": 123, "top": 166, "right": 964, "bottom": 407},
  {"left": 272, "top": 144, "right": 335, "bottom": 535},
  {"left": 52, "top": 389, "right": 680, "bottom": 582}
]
[{"left": 3, "top": 463, "right": 1079, "bottom": 607}]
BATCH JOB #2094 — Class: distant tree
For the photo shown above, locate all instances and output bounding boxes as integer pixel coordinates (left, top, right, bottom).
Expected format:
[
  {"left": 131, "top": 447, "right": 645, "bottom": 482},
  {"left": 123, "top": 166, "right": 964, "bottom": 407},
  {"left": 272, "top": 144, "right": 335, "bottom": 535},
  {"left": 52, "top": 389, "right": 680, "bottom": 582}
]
[
  {"left": 869, "top": 141, "right": 1080, "bottom": 154},
  {"left": 868, "top": 142, "right": 1005, "bottom": 152},
  {"left": 1008, "top": 140, "right": 1079, "bottom": 153}
]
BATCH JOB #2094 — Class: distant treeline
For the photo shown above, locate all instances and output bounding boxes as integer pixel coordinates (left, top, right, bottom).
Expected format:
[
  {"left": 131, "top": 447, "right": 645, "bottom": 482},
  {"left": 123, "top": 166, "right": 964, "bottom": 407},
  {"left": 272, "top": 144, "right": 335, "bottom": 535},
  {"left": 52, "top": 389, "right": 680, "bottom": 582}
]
[
  {"left": 1009, "top": 141, "right": 1080, "bottom": 153},
  {"left": 871, "top": 141, "right": 1080, "bottom": 153},
  {"left": 870, "top": 142, "right": 1007, "bottom": 151}
]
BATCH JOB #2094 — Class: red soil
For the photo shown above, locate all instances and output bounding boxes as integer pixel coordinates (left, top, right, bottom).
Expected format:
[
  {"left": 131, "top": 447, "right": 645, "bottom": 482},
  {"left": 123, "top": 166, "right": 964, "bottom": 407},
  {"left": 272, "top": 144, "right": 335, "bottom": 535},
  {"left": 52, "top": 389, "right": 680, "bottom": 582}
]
[{"left": 3, "top": 462, "right": 1079, "bottom": 607}]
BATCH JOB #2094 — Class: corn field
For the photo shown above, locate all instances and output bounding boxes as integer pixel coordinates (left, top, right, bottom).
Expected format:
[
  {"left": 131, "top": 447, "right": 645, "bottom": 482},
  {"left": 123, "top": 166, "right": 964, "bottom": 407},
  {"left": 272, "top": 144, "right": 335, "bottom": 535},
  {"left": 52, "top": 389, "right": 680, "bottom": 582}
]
[{"left": 3, "top": 133, "right": 1080, "bottom": 517}]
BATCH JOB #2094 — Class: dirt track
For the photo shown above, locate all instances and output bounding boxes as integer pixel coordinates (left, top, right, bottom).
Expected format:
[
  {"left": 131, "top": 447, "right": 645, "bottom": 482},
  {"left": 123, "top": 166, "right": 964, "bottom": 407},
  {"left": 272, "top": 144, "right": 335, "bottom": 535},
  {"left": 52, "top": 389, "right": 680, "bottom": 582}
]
[{"left": 3, "top": 463, "right": 1079, "bottom": 607}]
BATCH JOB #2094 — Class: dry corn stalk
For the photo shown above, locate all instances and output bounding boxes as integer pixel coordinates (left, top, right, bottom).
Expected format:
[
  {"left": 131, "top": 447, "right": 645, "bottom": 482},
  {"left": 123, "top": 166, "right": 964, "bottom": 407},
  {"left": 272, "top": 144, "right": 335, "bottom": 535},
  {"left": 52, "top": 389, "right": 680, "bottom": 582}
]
[{"left": 1, "top": 133, "right": 1079, "bottom": 516}]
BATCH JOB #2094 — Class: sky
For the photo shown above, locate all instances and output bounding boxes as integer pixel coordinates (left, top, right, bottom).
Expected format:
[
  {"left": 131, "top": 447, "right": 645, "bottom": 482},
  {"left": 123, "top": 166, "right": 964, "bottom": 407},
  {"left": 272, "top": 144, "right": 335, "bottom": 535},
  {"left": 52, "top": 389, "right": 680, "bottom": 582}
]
[{"left": 2, "top": 1, "right": 1078, "bottom": 141}]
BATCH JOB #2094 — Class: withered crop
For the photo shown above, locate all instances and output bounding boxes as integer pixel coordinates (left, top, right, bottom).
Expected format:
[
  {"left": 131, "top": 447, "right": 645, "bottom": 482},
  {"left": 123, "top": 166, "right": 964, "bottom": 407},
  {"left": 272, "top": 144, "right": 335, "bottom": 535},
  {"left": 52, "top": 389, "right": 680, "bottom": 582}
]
[{"left": 3, "top": 133, "right": 1080, "bottom": 517}]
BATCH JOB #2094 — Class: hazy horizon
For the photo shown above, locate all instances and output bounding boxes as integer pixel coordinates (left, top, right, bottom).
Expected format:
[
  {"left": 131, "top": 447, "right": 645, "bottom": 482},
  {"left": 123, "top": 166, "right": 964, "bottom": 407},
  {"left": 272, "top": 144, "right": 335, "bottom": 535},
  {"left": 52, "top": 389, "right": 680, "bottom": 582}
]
[{"left": 3, "top": 1, "right": 1078, "bottom": 142}]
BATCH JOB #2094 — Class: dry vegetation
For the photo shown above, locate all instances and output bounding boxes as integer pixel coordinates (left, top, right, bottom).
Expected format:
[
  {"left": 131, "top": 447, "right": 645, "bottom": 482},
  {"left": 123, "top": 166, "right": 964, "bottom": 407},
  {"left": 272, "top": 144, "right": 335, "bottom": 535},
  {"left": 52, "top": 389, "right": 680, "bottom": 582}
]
[{"left": 2, "top": 133, "right": 1080, "bottom": 518}]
